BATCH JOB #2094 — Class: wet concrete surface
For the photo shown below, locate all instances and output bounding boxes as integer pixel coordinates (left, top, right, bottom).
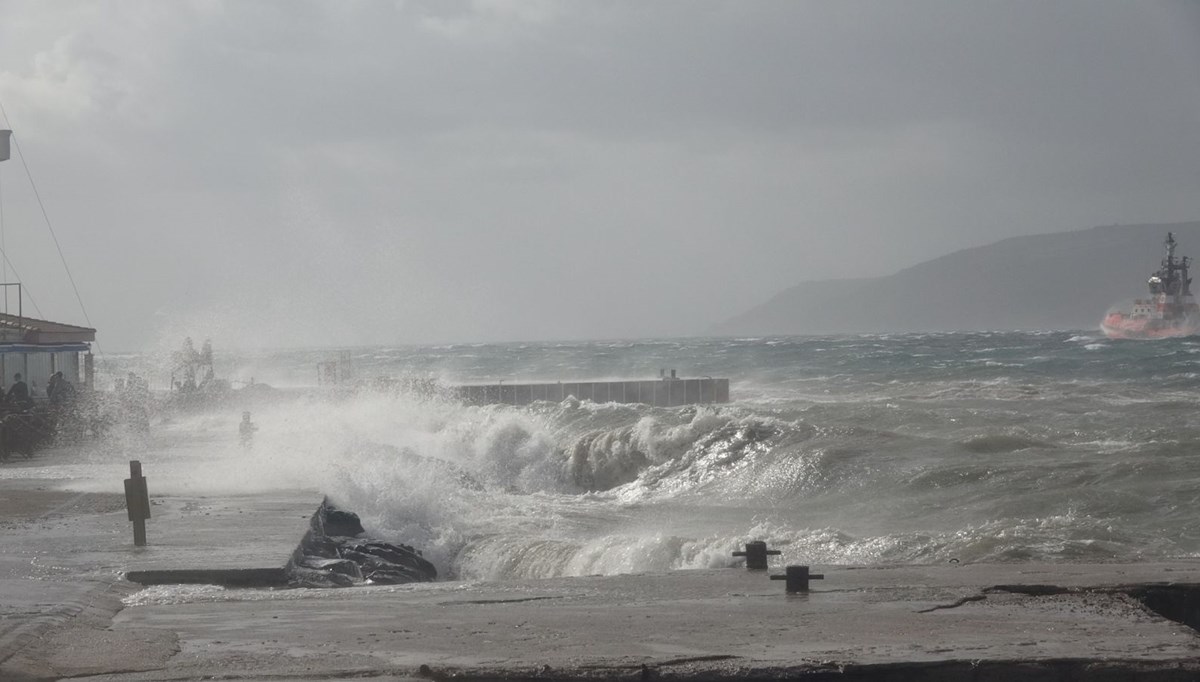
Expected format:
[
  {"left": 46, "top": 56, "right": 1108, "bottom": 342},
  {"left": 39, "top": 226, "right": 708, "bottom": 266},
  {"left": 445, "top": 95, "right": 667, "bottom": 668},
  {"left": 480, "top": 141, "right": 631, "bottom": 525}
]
[
  {"left": 122, "top": 494, "right": 317, "bottom": 586},
  {"left": 2, "top": 456, "right": 1200, "bottom": 679},
  {"left": 84, "top": 561, "right": 1200, "bottom": 680},
  {"left": 0, "top": 457, "right": 317, "bottom": 680}
]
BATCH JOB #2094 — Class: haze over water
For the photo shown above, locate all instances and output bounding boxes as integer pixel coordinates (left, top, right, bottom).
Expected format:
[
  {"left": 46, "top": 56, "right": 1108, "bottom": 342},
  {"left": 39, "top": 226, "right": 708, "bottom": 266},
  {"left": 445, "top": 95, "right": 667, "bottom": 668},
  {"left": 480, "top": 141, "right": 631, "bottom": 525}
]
[{"left": 70, "top": 330, "right": 1200, "bottom": 582}]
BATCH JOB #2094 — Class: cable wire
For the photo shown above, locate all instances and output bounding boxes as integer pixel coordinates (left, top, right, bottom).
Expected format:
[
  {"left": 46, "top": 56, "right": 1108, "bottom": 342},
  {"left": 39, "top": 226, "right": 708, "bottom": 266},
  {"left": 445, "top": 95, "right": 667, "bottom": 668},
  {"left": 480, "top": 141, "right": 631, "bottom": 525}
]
[
  {"left": 0, "top": 100, "right": 99, "bottom": 352},
  {"left": 0, "top": 251, "right": 45, "bottom": 319},
  {"left": 8, "top": 135, "right": 93, "bottom": 326},
  {"left": 0, "top": 131, "right": 43, "bottom": 317}
]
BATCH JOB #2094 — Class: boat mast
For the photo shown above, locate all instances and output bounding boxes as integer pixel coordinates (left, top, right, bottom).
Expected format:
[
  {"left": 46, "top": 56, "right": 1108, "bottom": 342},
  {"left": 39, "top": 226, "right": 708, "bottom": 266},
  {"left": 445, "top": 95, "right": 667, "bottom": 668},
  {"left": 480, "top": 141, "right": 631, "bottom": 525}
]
[{"left": 1156, "top": 232, "right": 1194, "bottom": 299}]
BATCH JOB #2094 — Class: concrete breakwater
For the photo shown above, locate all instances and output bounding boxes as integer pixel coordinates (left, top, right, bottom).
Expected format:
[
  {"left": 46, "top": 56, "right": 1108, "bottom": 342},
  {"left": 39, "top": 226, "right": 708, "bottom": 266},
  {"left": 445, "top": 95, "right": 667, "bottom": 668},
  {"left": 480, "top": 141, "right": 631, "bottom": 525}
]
[
  {"left": 449, "top": 375, "right": 730, "bottom": 407},
  {"left": 315, "top": 354, "right": 730, "bottom": 408}
]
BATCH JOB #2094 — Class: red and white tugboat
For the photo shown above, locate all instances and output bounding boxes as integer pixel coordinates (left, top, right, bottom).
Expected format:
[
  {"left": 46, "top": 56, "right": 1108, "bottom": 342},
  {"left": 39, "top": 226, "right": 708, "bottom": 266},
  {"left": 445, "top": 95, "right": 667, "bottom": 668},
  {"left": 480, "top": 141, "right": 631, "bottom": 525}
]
[{"left": 1101, "top": 232, "right": 1200, "bottom": 339}]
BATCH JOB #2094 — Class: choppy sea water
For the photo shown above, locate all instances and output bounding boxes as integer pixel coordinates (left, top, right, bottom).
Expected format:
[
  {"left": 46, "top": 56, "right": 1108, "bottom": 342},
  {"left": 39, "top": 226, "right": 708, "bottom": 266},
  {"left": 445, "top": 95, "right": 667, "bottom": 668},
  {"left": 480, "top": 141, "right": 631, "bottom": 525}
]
[{"left": 75, "top": 331, "right": 1200, "bottom": 580}]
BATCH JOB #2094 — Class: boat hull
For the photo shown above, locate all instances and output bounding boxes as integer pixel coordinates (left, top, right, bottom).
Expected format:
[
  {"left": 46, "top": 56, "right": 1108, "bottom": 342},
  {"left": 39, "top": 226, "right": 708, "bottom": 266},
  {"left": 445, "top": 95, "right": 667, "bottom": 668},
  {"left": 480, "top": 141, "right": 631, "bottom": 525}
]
[{"left": 1101, "top": 313, "right": 1200, "bottom": 340}]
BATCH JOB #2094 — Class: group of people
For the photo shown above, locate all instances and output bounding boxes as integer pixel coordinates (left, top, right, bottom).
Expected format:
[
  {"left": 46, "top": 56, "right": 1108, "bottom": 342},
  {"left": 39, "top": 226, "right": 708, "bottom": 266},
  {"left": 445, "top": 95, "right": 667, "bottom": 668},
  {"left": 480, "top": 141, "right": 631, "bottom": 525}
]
[
  {"left": 3, "top": 371, "right": 76, "bottom": 411},
  {"left": 0, "top": 371, "right": 84, "bottom": 457}
]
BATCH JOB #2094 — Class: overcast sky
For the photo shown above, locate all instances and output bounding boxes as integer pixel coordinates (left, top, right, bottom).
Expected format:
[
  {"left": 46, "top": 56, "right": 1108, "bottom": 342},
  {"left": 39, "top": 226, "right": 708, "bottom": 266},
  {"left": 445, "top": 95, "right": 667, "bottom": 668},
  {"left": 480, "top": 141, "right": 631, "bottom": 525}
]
[{"left": 0, "top": 0, "right": 1198, "bottom": 351}]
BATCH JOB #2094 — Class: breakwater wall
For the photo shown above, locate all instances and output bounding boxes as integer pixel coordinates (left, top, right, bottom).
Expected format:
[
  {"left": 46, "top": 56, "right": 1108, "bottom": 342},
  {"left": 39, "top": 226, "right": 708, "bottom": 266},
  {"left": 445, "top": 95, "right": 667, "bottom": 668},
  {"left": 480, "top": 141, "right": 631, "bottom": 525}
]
[{"left": 450, "top": 377, "right": 730, "bottom": 407}]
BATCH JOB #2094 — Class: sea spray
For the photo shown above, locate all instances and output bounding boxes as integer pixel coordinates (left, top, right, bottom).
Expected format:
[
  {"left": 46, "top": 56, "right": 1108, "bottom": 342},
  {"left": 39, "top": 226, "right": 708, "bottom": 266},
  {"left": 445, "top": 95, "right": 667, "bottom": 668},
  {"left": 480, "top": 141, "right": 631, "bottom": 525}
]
[{"left": 61, "top": 331, "right": 1200, "bottom": 582}]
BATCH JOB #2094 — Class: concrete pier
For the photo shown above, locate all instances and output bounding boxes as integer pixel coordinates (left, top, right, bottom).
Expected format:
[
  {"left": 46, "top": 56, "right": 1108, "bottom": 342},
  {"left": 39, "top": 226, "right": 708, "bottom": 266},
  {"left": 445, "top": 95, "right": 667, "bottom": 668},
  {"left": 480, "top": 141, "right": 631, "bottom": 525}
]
[
  {"left": 451, "top": 376, "right": 730, "bottom": 407},
  {"left": 6, "top": 486, "right": 1200, "bottom": 680}
]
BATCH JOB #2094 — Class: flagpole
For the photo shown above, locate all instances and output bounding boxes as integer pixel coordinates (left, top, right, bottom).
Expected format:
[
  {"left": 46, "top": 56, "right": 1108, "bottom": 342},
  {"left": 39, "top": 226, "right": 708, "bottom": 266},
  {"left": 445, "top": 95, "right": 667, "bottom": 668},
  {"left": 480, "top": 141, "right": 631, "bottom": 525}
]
[{"left": 0, "top": 129, "right": 9, "bottom": 315}]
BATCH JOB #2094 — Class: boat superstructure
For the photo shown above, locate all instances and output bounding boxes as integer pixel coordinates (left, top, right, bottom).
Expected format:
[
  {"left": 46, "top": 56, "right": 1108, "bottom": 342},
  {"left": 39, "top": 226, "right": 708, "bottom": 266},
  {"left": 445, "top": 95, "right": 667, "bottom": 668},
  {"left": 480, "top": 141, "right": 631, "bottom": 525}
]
[{"left": 1101, "top": 232, "right": 1200, "bottom": 339}]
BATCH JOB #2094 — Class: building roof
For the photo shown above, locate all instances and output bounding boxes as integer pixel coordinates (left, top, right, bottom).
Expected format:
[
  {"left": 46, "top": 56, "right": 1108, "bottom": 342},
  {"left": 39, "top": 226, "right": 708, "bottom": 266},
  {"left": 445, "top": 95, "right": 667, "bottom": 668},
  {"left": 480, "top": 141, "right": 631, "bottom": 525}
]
[{"left": 0, "top": 313, "right": 96, "bottom": 345}]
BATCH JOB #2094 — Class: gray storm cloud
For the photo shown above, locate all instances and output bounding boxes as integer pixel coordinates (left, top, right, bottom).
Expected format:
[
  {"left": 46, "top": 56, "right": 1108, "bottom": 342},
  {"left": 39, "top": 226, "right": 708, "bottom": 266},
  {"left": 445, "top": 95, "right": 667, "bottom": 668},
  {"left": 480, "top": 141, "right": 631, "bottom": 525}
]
[{"left": 0, "top": 0, "right": 1197, "bottom": 349}]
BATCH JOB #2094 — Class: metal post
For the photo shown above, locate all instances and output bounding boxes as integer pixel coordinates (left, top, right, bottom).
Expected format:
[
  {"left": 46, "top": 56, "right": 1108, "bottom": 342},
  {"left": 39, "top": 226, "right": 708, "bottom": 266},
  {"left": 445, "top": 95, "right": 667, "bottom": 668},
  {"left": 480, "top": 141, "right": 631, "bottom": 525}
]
[
  {"left": 770, "top": 565, "right": 824, "bottom": 593},
  {"left": 0, "top": 282, "right": 23, "bottom": 328},
  {"left": 124, "top": 460, "right": 151, "bottom": 546},
  {"left": 732, "top": 540, "right": 781, "bottom": 570}
]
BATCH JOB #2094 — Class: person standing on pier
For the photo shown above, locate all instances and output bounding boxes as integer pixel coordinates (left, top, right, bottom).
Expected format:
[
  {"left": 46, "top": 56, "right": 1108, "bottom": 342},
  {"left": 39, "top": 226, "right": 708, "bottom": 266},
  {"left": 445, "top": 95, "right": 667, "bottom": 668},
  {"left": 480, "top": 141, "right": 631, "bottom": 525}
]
[
  {"left": 6, "top": 373, "right": 32, "bottom": 409},
  {"left": 239, "top": 411, "right": 258, "bottom": 449},
  {"left": 48, "top": 372, "right": 76, "bottom": 410}
]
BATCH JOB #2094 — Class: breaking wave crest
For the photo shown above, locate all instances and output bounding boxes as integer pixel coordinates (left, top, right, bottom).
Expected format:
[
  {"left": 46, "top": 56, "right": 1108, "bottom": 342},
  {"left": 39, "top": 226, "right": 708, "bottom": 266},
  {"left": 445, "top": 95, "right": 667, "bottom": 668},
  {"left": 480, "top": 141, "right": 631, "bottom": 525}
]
[{"left": 91, "top": 331, "right": 1200, "bottom": 582}]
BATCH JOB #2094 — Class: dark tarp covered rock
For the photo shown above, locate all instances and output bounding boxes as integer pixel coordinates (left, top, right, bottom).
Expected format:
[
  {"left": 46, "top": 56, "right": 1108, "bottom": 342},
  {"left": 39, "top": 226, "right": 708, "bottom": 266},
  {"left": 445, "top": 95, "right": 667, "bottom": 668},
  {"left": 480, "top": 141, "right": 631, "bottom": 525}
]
[
  {"left": 298, "top": 557, "right": 363, "bottom": 580},
  {"left": 287, "top": 497, "right": 436, "bottom": 588},
  {"left": 312, "top": 498, "right": 367, "bottom": 537}
]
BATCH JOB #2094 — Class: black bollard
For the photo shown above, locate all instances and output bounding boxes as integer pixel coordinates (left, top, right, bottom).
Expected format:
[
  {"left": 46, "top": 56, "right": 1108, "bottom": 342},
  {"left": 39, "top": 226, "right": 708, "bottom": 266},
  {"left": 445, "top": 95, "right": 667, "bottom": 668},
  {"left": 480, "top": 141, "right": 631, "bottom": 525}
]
[
  {"left": 770, "top": 565, "right": 824, "bottom": 593},
  {"left": 124, "top": 460, "right": 151, "bottom": 546},
  {"left": 732, "top": 540, "right": 780, "bottom": 570}
]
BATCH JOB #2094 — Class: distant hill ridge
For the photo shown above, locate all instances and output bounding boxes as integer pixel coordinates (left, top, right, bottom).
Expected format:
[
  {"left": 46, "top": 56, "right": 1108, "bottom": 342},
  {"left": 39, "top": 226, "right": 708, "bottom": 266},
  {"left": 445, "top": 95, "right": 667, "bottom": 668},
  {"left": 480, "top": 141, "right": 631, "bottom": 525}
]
[{"left": 717, "top": 222, "right": 1200, "bottom": 335}]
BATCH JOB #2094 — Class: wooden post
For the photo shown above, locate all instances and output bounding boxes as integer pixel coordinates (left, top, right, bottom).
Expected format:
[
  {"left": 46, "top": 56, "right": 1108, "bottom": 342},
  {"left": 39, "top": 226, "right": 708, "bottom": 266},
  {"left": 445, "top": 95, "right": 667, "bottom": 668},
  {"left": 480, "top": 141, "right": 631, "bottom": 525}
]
[{"left": 124, "top": 460, "right": 150, "bottom": 546}]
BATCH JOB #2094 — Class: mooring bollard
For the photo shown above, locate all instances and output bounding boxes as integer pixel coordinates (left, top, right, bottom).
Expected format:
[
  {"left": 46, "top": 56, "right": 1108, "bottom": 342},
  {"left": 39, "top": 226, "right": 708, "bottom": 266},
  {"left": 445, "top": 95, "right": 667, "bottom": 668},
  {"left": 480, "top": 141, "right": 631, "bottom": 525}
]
[
  {"left": 124, "top": 460, "right": 151, "bottom": 546},
  {"left": 770, "top": 565, "right": 824, "bottom": 593},
  {"left": 732, "top": 540, "right": 781, "bottom": 570}
]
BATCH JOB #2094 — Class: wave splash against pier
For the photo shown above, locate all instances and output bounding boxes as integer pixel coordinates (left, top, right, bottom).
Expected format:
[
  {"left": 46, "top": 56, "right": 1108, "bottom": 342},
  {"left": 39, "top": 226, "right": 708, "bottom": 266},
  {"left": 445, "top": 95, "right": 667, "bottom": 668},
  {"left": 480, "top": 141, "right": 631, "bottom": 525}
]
[{"left": 95, "top": 332, "right": 1200, "bottom": 582}]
